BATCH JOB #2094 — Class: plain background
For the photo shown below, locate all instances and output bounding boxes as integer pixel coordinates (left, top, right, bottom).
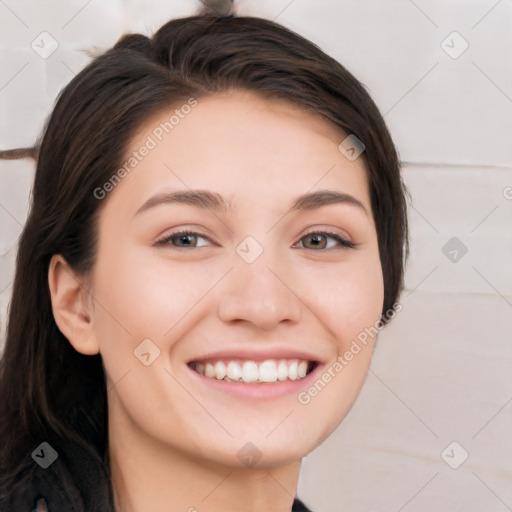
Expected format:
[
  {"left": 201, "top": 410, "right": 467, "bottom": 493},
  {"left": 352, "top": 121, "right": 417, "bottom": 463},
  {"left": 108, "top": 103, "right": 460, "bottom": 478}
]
[{"left": 0, "top": 1, "right": 511, "bottom": 511}]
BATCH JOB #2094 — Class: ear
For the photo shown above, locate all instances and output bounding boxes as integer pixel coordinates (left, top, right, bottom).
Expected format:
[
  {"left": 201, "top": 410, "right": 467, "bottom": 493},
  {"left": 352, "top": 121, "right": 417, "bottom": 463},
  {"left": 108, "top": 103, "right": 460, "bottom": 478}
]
[{"left": 48, "top": 254, "right": 100, "bottom": 355}]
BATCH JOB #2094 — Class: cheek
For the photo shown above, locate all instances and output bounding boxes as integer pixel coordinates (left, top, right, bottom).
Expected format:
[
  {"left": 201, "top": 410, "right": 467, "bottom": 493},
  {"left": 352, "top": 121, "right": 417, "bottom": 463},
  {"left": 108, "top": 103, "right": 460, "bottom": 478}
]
[
  {"left": 336, "top": 251, "right": 384, "bottom": 366},
  {"left": 308, "top": 249, "right": 384, "bottom": 343},
  {"left": 294, "top": 250, "right": 383, "bottom": 435},
  {"left": 88, "top": 243, "right": 207, "bottom": 372}
]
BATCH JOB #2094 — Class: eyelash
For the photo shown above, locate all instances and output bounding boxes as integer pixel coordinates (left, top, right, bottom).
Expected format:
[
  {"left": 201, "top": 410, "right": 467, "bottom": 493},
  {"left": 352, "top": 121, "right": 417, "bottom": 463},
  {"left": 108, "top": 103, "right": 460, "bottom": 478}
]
[{"left": 155, "top": 229, "right": 355, "bottom": 252}]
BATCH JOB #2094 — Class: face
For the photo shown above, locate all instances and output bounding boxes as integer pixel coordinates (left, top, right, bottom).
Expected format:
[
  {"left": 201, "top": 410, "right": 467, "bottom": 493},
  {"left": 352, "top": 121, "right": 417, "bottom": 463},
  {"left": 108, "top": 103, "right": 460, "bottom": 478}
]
[{"left": 87, "top": 90, "right": 384, "bottom": 468}]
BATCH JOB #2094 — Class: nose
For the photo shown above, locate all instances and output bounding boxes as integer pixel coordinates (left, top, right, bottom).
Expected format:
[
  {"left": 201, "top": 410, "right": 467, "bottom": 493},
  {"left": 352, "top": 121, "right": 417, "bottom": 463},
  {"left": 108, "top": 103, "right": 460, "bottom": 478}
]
[{"left": 216, "top": 252, "right": 302, "bottom": 331}]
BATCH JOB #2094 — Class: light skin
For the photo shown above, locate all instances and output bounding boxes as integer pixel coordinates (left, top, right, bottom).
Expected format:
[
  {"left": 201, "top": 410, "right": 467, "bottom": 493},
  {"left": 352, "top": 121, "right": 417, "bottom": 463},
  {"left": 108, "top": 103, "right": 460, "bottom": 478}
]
[{"left": 48, "top": 90, "right": 384, "bottom": 512}]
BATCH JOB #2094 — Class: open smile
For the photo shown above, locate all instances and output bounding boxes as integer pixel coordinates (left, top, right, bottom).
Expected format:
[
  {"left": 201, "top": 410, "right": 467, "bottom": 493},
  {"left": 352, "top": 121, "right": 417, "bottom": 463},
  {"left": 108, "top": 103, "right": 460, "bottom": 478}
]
[{"left": 189, "top": 358, "right": 317, "bottom": 384}]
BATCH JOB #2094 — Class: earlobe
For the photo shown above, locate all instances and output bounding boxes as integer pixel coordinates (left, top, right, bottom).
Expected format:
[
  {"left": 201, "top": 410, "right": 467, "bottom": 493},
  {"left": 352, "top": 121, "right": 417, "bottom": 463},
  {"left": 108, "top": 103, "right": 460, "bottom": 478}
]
[{"left": 48, "top": 254, "right": 100, "bottom": 355}]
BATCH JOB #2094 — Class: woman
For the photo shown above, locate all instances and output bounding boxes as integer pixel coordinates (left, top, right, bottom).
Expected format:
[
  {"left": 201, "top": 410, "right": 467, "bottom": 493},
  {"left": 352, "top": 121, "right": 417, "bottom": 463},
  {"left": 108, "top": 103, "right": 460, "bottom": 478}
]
[{"left": 0, "top": 1, "right": 408, "bottom": 510}]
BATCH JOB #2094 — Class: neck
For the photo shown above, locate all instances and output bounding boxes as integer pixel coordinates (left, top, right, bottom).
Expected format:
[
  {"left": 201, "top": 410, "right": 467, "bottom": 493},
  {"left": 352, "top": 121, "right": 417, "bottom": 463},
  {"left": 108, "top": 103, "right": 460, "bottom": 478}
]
[{"left": 109, "top": 415, "right": 302, "bottom": 512}]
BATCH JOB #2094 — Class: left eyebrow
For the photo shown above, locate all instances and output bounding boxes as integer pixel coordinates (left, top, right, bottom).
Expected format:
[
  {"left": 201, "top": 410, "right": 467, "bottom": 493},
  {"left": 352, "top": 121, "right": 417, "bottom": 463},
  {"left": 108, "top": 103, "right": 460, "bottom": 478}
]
[
  {"left": 289, "top": 189, "right": 368, "bottom": 216},
  {"left": 133, "top": 188, "right": 368, "bottom": 219}
]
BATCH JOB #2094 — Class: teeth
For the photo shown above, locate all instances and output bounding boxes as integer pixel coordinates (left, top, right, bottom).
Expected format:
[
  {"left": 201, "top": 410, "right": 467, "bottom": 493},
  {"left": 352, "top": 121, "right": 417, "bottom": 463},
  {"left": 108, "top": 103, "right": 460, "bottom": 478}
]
[
  {"left": 298, "top": 361, "right": 308, "bottom": 378},
  {"left": 226, "top": 361, "right": 242, "bottom": 381},
  {"left": 205, "top": 363, "right": 215, "bottom": 378},
  {"left": 192, "top": 359, "right": 313, "bottom": 383},
  {"left": 259, "top": 361, "right": 277, "bottom": 382},
  {"left": 214, "top": 361, "right": 226, "bottom": 380},
  {"left": 288, "top": 361, "right": 298, "bottom": 380},
  {"left": 241, "top": 361, "right": 259, "bottom": 383},
  {"left": 277, "top": 361, "right": 288, "bottom": 381}
]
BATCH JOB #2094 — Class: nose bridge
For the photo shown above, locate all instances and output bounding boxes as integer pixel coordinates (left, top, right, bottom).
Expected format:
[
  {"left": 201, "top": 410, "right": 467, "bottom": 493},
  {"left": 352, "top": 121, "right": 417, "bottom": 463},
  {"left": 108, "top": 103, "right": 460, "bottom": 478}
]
[{"left": 216, "top": 241, "right": 302, "bottom": 330}]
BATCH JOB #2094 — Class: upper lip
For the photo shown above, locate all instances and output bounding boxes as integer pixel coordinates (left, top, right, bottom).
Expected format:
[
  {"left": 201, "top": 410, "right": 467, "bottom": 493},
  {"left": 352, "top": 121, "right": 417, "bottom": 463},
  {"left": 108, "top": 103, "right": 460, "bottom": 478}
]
[{"left": 188, "top": 347, "right": 324, "bottom": 364}]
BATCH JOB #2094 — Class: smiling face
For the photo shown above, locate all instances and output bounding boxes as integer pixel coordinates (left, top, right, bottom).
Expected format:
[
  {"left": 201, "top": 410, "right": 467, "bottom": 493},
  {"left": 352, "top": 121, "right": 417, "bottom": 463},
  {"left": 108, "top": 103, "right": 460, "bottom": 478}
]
[{"left": 86, "top": 89, "right": 384, "bottom": 468}]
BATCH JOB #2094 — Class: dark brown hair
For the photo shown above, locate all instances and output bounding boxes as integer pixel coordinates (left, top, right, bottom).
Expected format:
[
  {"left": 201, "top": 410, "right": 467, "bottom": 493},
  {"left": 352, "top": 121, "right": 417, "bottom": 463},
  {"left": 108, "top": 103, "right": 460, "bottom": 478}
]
[{"left": 0, "top": 3, "right": 408, "bottom": 509}]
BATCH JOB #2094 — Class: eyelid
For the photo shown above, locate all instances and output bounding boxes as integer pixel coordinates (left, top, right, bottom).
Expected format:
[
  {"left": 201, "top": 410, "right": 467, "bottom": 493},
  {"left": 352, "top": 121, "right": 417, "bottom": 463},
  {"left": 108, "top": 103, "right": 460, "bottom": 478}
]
[
  {"left": 155, "top": 226, "right": 356, "bottom": 250},
  {"left": 299, "top": 226, "right": 352, "bottom": 242},
  {"left": 154, "top": 229, "right": 214, "bottom": 248},
  {"left": 294, "top": 228, "right": 355, "bottom": 249}
]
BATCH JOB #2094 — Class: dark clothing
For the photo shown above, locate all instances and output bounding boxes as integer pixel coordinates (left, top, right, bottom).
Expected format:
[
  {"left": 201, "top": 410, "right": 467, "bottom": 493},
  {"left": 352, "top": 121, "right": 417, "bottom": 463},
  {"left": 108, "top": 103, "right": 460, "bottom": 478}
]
[
  {"left": 291, "top": 498, "right": 313, "bottom": 512},
  {"left": 1, "top": 442, "right": 313, "bottom": 511}
]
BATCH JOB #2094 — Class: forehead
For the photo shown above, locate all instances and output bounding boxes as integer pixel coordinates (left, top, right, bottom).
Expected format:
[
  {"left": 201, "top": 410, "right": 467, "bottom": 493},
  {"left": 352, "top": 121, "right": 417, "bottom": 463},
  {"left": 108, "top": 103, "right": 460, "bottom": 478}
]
[
  {"left": 104, "top": 89, "right": 371, "bottom": 218},
  {"left": 177, "top": 89, "right": 347, "bottom": 144}
]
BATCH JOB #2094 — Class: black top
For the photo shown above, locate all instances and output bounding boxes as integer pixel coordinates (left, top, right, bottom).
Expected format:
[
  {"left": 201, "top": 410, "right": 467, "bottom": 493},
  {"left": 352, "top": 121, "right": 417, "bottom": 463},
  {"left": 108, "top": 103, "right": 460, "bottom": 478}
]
[{"left": 1, "top": 441, "right": 313, "bottom": 512}]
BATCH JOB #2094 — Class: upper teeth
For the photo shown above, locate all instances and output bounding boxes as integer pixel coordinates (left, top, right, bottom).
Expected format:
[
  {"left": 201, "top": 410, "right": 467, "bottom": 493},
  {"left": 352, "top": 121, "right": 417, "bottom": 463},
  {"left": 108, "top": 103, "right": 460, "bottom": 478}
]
[{"left": 192, "top": 359, "right": 311, "bottom": 383}]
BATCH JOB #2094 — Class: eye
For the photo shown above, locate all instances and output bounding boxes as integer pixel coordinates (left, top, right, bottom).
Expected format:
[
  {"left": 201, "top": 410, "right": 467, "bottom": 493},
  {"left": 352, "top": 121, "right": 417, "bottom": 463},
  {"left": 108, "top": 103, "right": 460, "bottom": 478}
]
[
  {"left": 294, "top": 230, "right": 355, "bottom": 250},
  {"left": 155, "top": 230, "right": 212, "bottom": 251},
  {"left": 155, "top": 229, "right": 355, "bottom": 252}
]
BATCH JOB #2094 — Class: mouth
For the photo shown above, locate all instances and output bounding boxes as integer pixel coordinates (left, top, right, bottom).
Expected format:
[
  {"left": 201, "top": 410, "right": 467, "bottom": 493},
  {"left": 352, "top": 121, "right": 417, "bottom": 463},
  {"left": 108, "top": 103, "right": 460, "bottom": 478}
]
[{"left": 188, "top": 358, "right": 318, "bottom": 384}]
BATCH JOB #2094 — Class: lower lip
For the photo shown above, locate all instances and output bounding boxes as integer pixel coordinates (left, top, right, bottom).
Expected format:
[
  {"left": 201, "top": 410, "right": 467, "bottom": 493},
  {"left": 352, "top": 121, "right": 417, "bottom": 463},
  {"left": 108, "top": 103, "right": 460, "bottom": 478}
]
[{"left": 187, "top": 363, "right": 322, "bottom": 400}]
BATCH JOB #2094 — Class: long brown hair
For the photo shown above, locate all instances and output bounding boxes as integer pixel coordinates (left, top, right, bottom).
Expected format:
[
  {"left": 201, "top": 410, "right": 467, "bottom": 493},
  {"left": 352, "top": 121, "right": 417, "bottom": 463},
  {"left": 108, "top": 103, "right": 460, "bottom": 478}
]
[{"left": 0, "top": 3, "right": 408, "bottom": 509}]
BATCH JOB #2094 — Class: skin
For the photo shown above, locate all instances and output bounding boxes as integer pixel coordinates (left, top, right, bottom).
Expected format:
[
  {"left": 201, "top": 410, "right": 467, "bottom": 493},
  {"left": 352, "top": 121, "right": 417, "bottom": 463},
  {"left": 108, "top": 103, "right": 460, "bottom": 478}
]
[{"left": 48, "top": 90, "right": 384, "bottom": 512}]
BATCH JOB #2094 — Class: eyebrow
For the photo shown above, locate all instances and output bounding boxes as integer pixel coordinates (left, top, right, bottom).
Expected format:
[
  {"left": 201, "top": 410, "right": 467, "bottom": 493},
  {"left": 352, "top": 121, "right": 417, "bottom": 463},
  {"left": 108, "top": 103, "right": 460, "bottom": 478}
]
[{"left": 133, "top": 188, "right": 368, "bottom": 218}]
